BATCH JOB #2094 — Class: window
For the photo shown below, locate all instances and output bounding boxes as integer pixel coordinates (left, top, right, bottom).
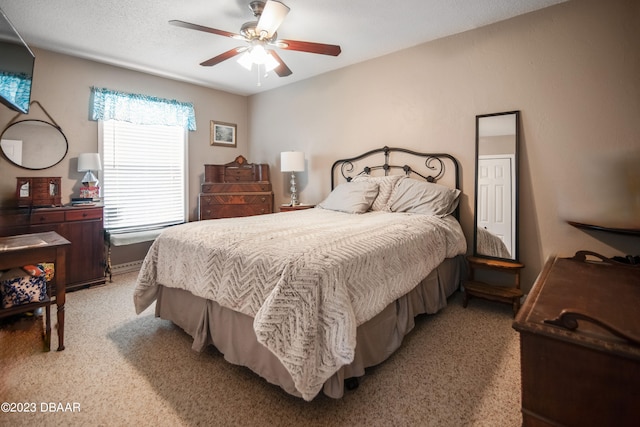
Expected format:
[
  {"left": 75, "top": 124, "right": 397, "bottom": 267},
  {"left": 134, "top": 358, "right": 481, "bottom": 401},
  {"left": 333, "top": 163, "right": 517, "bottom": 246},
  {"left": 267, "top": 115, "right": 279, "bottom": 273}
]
[
  {"left": 99, "top": 120, "right": 187, "bottom": 233},
  {"left": 90, "top": 87, "right": 195, "bottom": 233}
]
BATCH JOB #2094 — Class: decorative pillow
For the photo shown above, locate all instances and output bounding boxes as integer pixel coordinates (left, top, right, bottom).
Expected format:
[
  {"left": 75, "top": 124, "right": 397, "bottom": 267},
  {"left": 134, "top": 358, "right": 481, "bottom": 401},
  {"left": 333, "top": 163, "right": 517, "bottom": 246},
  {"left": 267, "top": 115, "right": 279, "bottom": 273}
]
[
  {"left": 318, "top": 181, "right": 379, "bottom": 214},
  {"left": 387, "top": 178, "right": 461, "bottom": 217},
  {"left": 352, "top": 174, "right": 405, "bottom": 211},
  {"left": 40, "top": 263, "right": 55, "bottom": 282},
  {"left": 0, "top": 266, "right": 47, "bottom": 309},
  {"left": 22, "top": 264, "right": 44, "bottom": 277}
]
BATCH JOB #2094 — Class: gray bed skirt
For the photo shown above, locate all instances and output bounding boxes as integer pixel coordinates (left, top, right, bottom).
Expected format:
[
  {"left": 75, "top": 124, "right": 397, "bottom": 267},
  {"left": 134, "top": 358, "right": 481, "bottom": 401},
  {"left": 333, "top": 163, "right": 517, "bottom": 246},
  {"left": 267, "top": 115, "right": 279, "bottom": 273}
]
[{"left": 154, "top": 255, "right": 465, "bottom": 399}]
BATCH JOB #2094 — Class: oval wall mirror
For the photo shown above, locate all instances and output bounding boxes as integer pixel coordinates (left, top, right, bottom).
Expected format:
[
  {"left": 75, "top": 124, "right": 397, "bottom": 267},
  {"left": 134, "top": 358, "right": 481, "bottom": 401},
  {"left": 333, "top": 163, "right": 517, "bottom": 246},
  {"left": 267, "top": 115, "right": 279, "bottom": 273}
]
[
  {"left": 0, "top": 119, "right": 68, "bottom": 169},
  {"left": 473, "top": 111, "right": 520, "bottom": 261}
]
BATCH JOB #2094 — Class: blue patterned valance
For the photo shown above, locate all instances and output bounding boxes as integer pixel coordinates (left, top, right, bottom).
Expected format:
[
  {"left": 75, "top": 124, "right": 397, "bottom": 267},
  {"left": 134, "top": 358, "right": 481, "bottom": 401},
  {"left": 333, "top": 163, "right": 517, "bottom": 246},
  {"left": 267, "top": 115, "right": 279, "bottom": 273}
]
[
  {"left": 90, "top": 87, "right": 196, "bottom": 131},
  {"left": 0, "top": 72, "right": 32, "bottom": 113}
]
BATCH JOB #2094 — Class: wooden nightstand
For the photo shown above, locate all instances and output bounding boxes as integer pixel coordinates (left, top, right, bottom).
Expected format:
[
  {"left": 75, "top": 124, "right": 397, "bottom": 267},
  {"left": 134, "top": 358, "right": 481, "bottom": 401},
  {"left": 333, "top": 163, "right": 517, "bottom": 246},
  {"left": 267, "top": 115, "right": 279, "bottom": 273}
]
[
  {"left": 463, "top": 256, "right": 524, "bottom": 317},
  {"left": 280, "top": 204, "right": 315, "bottom": 212}
]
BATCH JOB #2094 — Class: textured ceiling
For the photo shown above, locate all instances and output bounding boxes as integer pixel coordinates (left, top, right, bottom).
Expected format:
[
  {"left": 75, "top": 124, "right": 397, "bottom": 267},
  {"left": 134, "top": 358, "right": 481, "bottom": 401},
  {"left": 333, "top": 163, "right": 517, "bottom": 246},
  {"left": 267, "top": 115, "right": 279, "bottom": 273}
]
[{"left": 0, "top": 0, "right": 565, "bottom": 96}]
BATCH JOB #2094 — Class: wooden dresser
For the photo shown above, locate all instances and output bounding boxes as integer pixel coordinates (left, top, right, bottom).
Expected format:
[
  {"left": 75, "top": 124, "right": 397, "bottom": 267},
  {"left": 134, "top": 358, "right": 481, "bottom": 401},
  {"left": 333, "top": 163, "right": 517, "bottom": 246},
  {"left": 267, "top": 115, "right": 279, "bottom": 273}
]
[
  {"left": 513, "top": 251, "right": 640, "bottom": 427},
  {"left": 199, "top": 155, "right": 273, "bottom": 220},
  {"left": 0, "top": 205, "right": 106, "bottom": 293}
]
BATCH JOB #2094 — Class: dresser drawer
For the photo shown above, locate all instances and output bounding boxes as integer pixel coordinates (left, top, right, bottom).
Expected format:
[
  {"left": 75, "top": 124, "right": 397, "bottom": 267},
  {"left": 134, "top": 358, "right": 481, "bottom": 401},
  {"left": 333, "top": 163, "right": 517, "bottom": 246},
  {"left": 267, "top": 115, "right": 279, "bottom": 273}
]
[
  {"left": 200, "top": 193, "right": 271, "bottom": 206},
  {"left": 30, "top": 211, "right": 65, "bottom": 224},
  {"left": 200, "top": 204, "right": 271, "bottom": 220},
  {"left": 199, "top": 192, "right": 273, "bottom": 220},
  {"left": 201, "top": 182, "right": 272, "bottom": 193},
  {"left": 0, "top": 213, "right": 30, "bottom": 227},
  {"left": 65, "top": 207, "right": 103, "bottom": 221},
  {"left": 224, "top": 168, "right": 254, "bottom": 182}
]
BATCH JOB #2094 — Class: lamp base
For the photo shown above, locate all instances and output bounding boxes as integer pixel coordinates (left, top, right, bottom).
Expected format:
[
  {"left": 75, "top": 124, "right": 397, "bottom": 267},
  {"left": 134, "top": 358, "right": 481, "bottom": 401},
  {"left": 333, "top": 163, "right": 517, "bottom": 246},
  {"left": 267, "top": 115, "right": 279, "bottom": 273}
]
[
  {"left": 289, "top": 172, "right": 299, "bottom": 206},
  {"left": 81, "top": 171, "right": 99, "bottom": 188}
]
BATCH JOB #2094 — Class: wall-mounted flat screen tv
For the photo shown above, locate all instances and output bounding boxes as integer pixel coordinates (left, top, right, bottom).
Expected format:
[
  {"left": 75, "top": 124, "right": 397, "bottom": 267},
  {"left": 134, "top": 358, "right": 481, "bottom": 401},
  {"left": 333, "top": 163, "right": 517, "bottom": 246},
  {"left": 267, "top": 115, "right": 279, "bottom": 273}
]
[{"left": 0, "top": 8, "right": 34, "bottom": 114}]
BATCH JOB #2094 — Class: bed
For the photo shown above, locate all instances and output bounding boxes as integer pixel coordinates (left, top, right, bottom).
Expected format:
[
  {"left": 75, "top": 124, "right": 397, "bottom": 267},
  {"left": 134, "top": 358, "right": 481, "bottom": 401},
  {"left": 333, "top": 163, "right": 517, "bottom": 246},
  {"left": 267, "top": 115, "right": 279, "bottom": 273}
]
[{"left": 133, "top": 146, "right": 467, "bottom": 401}]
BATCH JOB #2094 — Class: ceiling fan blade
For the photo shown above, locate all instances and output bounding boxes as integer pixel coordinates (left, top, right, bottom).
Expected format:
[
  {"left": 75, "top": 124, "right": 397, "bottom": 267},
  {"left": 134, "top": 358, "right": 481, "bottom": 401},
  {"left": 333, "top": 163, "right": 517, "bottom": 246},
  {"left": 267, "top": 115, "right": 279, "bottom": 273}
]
[
  {"left": 200, "top": 47, "right": 247, "bottom": 67},
  {"left": 275, "top": 39, "right": 341, "bottom": 56},
  {"left": 256, "top": 1, "right": 290, "bottom": 39},
  {"left": 269, "top": 50, "right": 292, "bottom": 77},
  {"left": 169, "top": 20, "right": 242, "bottom": 40}
]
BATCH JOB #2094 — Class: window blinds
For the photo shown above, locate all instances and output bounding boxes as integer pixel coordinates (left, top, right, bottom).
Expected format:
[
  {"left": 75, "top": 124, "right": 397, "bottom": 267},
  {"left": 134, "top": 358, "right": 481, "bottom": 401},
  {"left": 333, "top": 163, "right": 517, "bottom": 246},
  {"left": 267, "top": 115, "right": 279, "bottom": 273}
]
[{"left": 101, "top": 120, "right": 187, "bottom": 233}]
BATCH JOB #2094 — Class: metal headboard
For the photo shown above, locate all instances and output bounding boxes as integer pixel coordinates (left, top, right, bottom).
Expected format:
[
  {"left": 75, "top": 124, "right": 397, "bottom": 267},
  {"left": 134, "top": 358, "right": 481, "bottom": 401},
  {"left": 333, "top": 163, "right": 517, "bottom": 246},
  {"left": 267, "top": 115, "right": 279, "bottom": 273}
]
[{"left": 330, "top": 146, "right": 461, "bottom": 219}]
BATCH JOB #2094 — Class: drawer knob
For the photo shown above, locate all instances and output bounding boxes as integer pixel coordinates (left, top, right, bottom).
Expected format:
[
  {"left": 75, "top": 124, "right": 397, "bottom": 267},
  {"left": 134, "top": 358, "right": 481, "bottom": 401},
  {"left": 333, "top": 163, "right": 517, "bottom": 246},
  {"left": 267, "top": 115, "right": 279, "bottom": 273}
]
[{"left": 261, "top": 197, "right": 266, "bottom": 202}]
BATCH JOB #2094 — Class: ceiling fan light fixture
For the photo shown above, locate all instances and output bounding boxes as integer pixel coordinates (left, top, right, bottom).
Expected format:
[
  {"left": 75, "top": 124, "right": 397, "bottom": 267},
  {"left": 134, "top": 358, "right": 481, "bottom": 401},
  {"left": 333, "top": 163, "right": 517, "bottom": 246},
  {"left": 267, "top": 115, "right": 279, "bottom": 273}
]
[
  {"left": 263, "top": 51, "right": 279, "bottom": 72},
  {"left": 237, "top": 45, "right": 280, "bottom": 72},
  {"left": 250, "top": 44, "right": 268, "bottom": 63},
  {"left": 237, "top": 51, "right": 254, "bottom": 70}
]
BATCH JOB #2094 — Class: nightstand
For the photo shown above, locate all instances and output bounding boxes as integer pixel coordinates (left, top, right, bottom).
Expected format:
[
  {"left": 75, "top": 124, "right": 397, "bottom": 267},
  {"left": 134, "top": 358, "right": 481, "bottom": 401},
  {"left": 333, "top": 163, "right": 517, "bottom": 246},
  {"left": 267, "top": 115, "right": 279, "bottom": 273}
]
[
  {"left": 463, "top": 256, "right": 524, "bottom": 317},
  {"left": 280, "top": 204, "right": 315, "bottom": 212}
]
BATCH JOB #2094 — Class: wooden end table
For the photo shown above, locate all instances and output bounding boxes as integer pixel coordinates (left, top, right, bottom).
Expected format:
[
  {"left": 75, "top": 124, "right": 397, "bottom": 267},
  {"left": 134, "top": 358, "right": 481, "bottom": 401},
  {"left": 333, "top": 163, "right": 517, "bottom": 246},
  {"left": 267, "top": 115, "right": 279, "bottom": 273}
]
[
  {"left": 463, "top": 256, "right": 524, "bottom": 317},
  {"left": 0, "top": 231, "right": 70, "bottom": 351},
  {"left": 280, "top": 204, "right": 315, "bottom": 212}
]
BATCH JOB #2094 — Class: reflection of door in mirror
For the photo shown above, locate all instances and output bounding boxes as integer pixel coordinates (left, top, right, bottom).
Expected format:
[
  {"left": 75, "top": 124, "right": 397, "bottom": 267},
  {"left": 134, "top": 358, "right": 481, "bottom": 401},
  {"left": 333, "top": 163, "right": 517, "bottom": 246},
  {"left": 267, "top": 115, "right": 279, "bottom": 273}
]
[
  {"left": 474, "top": 111, "right": 519, "bottom": 261},
  {"left": 0, "top": 138, "right": 22, "bottom": 165}
]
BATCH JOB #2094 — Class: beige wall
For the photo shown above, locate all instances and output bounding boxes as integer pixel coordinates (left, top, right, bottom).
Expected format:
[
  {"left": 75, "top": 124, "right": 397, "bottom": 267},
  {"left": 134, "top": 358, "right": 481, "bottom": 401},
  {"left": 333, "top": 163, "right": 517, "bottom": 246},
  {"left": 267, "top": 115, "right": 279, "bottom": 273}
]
[
  {"left": 248, "top": 0, "right": 640, "bottom": 290},
  {"left": 0, "top": 48, "right": 249, "bottom": 218}
]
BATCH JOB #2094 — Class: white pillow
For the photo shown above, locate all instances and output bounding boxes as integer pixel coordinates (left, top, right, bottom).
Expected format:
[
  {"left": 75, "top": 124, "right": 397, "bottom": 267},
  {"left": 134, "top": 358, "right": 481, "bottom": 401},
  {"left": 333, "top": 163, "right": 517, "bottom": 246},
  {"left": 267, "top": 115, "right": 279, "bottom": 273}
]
[
  {"left": 318, "top": 181, "right": 379, "bottom": 214},
  {"left": 387, "top": 178, "right": 460, "bottom": 217},
  {"left": 352, "top": 174, "right": 404, "bottom": 211}
]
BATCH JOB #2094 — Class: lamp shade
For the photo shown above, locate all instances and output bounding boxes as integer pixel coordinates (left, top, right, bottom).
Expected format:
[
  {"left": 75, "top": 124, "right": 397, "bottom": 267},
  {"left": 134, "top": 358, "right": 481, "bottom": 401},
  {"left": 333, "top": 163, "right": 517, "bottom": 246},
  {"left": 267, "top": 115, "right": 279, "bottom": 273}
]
[
  {"left": 280, "top": 151, "right": 305, "bottom": 172},
  {"left": 78, "top": 153, "right": 102, "bottom": 172},
  {"left": 256, "top": 1, "right": 290, "bottom": 39}
]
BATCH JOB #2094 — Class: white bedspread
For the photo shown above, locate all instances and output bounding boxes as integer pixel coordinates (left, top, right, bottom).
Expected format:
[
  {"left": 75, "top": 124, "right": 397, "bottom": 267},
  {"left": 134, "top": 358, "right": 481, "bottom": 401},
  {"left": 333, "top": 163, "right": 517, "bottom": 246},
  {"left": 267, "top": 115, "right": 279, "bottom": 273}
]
[{"left": 134, "top": 208, "right": 466, "bottom": 400}]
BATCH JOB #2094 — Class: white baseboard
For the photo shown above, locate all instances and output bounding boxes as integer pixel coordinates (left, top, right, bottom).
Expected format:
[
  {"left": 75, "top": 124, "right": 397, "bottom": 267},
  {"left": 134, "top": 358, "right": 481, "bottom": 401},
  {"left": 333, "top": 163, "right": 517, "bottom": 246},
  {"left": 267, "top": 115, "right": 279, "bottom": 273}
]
[{"left": 111, "top": 260, "right": 143, "bottom": 275}]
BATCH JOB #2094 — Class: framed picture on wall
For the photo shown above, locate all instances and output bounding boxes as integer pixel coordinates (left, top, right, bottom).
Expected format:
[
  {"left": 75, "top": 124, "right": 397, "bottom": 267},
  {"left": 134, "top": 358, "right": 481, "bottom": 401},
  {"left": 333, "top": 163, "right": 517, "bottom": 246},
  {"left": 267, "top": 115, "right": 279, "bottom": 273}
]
[{"left": 210, "top": 121, "right": 237, "bottom": 147}]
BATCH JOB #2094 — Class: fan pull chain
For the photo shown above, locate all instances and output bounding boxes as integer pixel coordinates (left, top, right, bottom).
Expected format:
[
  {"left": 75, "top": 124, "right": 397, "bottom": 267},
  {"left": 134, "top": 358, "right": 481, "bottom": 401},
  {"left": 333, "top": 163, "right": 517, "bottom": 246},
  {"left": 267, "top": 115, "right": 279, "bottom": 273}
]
[{"left": 254, "top": 64, "right": 271, "bottom": 87}]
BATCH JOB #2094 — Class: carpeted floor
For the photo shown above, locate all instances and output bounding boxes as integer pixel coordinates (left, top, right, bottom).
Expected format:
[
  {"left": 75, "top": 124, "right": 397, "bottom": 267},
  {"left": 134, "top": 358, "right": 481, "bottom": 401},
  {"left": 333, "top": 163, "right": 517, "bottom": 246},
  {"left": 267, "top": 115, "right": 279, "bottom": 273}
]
[{"left": 0, "top": 271, "right": 522, "bottom": 426}]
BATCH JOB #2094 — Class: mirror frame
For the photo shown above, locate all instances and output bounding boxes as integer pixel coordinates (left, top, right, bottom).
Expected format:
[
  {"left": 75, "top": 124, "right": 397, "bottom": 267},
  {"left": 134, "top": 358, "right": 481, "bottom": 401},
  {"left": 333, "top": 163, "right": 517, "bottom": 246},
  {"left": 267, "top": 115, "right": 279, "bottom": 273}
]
[
  {"left": 0, "top": 119, "right": 69, "bottom": 170},
  {"left": 473, "top": 110, "right": 520, "bottom": 262}
]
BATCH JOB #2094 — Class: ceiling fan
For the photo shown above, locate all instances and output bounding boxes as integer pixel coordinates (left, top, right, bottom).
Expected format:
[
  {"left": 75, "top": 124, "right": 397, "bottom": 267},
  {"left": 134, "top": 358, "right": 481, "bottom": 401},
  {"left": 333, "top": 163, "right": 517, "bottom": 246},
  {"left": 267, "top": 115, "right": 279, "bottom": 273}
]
[{"left": 170, "top": 0, "right": 342, "bottom": 78}]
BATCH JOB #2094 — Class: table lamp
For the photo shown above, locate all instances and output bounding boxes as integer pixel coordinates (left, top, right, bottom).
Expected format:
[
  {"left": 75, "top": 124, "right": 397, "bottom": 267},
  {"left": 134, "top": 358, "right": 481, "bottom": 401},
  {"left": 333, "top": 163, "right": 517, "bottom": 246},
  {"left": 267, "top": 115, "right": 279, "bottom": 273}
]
[
  {"left": 78, "top": 153, "right": 102, "bottom": 200},
  {"left": 280, "top": 151, "right": 305, "bottom": 206},
  {"left": 78, "top": 153, "right": 102, "bottom": 186}
]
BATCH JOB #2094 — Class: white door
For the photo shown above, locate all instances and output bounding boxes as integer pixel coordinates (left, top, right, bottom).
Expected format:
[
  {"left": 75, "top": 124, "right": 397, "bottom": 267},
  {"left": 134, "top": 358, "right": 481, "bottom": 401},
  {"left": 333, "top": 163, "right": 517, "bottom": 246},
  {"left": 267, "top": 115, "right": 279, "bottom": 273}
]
[{"left": 477, "top": 155, "right": 514, "bottom": 256}]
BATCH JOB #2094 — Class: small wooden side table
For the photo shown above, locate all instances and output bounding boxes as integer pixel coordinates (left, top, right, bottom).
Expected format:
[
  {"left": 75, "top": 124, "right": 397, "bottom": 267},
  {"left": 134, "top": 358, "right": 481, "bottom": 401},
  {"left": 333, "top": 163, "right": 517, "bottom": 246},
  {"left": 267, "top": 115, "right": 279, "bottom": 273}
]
[
  {"left": 280, "top": 204, "right": 315, "bottom": 212},
  {"left": 0, "top": 231, "right": 70, "bottom": 351},
  {"left": 463, "top": 256, "right": 524, "bottom": 317}
]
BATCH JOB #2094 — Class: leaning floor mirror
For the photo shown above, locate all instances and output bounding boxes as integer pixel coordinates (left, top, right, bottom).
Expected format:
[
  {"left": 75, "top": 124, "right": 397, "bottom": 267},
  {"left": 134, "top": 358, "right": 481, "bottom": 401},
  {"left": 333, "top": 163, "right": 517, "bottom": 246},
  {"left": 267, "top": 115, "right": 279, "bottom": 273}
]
[{"left": 473, "top": 111, "right": 520, "bottom": 262}]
